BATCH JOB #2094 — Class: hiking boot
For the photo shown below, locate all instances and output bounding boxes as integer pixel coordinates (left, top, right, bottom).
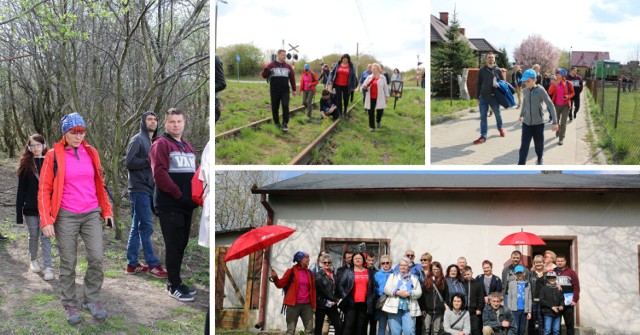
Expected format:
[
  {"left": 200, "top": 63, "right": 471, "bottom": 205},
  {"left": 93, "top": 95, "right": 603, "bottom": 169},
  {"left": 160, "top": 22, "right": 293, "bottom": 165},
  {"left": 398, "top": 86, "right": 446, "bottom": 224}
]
[
  {"left": 473, "top": 137, "right": 487, "bottom": 144},
  {"left": 83, "top": 301, "right": 108, "bottom": 320},
  {"left": 125, "top": 263, "right": 148, "bottom": 274},
  {"left": 64, "top": 305, "right": 82, "bottom": 325},
  {"left": 536, "top": 158, "right": 544, "bottom": 165},
  {"left": 169, "top": 285, "right": 194, "bottom": 302},
  {"left": 43, "top": 267, "right": 55, "bottom": 281},
  {"left": 370, "top": 128, "right": 375, "bottom": 132},
  {"left": 499, "top": 129, "right": 505, "bottom": 137},
  {"left": 179, "top": 283, "right": 197, "bottom": 296},
  {"left": 306, "top": 110, "right": 312, "bottom": 118},
  {"left": 147, "top": 265, "right": 168, "bottom": 279},
  {"left": 30, "top": 260, "right": 41, "bottom": 273},
  {"left": 558, "top": 140, "right": 564, "bottom": 145},
  {"left": 0, "top": 233, "right": 7, "bottom": 241},
  {"left": 377, "top": 122, "right": 381, "bottom": 128},
  {"left": 281, "top": 124, "right": 288, "bottom": 132}
]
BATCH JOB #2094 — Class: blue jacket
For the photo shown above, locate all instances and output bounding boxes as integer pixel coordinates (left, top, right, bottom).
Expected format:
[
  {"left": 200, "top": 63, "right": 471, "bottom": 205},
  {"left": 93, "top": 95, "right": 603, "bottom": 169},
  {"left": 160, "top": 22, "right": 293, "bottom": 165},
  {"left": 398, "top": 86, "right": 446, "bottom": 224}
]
[
  {"left": 374, "top": 268, "right": 394, "bottom": 297},
  {"left": 494, "top": 80, "right": 516, "bottom": 109}
]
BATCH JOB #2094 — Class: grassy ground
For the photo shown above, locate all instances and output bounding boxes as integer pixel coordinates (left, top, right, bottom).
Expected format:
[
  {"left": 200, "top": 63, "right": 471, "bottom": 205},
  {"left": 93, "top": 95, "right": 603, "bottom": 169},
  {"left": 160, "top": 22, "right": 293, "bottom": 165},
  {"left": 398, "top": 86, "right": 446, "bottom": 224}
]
[
  {"left": 430, "top": 98, "right": 478, "bottom": 120},
  {"left": 311, "top": 89, "right": 425, "bottom": 164},
  {"left": 216, "top": 85, "right": 425, "bottom": 165},
  {"left": 0, "top": 157, "right": 208, "bottom": 334},
  {"left": 590, "top": 87, "right": 640, "bottom": 164}
]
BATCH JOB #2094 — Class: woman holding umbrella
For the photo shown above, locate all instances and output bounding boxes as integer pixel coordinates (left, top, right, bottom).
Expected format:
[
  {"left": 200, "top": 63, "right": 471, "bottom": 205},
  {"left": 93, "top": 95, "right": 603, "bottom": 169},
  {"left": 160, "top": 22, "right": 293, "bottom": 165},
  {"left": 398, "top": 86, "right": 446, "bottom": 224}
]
[{"left": 270, "top": 251, "right": 316, "bottom": 335}]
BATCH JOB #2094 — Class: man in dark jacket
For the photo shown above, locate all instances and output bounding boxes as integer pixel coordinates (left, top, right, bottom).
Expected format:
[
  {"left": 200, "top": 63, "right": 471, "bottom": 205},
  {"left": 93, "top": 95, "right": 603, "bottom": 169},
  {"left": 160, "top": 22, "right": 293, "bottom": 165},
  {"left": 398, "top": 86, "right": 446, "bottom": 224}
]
[
  {"left": 215, "top": 54, "right": 226, "bottom": 123},
  {"left": 149, "top": 108, "right": 198, "bottom": 302},
  {"left": 511, "top": 65, "right": 523, "bottom": 108},
  {"left": 463, "top": 266, "right": 485, "bottom": 335},
  {"left": 566, "top": 67, "right": 583, "bottom": 121},
  {"left": 474, "top": 52, "right": 505, "bottom": 144},
  {"left": 261, "top": 49, "right": 297, "bottom": 132},
  {"left": 483, "top": 292, "right": 516, "bottom": 335},
  {"left": 125, "top": 111, "right": 167, "bottom": 279},
  {"left": 555, "top": 255, "right": 580, "bottom": 335}
]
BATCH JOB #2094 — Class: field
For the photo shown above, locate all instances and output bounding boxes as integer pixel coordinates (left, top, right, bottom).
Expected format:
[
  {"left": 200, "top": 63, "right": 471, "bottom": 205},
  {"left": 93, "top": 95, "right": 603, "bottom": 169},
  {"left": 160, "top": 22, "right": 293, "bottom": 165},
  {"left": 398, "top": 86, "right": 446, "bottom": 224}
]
[
  {"left": 591, "top": 86, "right": 640, "bottom": 164},
  {"left": 215, "top": 82, "right": 425, "bottom": 165},
  {"left": 0, "top": 157, "right": 209, "bottom": 334}
]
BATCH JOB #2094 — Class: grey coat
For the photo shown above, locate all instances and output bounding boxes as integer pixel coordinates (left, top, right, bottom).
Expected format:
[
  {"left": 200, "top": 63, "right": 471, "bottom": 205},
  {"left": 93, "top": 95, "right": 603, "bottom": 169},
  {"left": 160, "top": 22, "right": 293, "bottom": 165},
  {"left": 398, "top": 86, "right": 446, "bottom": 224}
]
[
  {"left": 520, "top": 85, "right": 557, "bottom": 125},
  {"left": 507, "top": 280, "right": 531, "bottom": 313}
]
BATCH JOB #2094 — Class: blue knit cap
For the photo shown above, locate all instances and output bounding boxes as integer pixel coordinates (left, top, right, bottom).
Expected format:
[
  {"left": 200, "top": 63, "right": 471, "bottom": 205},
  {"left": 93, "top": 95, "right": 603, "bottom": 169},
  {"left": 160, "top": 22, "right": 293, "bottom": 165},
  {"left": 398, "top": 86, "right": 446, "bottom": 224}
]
[
  {"left": 304, "top": 64, "right": 310, "bottom": 71},
  {"left": 61, "top": 113, "right": 86, "bottom": 134},
  {"left": 292, "top": 251, "right": 308, "bottom": 263},
  {"left": 556, "top": 68, "right": 567, "bottom": 77}
]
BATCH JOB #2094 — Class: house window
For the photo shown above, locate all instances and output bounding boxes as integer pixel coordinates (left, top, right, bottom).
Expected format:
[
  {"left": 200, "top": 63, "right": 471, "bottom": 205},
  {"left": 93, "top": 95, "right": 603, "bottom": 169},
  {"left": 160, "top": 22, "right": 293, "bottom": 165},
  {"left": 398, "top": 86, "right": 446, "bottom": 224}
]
[{"left": 321, "top": 238, "right": 390, "bottom": 269}]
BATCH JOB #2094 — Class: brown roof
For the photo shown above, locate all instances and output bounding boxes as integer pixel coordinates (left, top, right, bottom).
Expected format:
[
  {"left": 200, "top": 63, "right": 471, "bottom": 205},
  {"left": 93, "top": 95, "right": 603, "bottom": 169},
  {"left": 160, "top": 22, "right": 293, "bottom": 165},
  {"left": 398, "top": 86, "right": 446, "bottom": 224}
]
[
  {"left": 468, "top": 38, "right": 501, "bottom": 54},
  {"left": 570, "top": 51, "right": 610, "bottom": 68},
  {"left": 430, "top": 14, "right": 478, "bottom": 51}
]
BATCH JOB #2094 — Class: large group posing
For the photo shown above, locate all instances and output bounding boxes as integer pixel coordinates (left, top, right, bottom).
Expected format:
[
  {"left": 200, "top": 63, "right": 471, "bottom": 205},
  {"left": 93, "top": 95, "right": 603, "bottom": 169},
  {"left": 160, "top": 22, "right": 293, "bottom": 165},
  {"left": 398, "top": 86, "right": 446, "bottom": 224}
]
[
  {"left": 261, "top": 49, "right": 404, "bottom": 133},
  {"left": 12, "top": 109, "right": 205, "bottom": 325},
  {"left": 474, "top": 52, "right": 584, "bottom": 165},
  {"left": 270, "top": 248, "right": 580, "bottom": 335}
]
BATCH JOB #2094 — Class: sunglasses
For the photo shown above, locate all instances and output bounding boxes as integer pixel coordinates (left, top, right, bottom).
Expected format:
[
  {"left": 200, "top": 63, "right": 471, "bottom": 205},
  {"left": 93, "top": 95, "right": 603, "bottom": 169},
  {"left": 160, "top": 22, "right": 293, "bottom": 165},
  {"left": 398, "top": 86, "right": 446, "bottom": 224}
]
[
  {"left": 405, "top": 254, "right": 415, "bottom": 258},
  {"left": 380, "top": 262, "right": 390, "bottom": 265},
  {"left": 420, "top": 259, "right": 430, "bottom": 262},
  {"left": 322, "top": 262, "right": 332, "bottom": 265}
]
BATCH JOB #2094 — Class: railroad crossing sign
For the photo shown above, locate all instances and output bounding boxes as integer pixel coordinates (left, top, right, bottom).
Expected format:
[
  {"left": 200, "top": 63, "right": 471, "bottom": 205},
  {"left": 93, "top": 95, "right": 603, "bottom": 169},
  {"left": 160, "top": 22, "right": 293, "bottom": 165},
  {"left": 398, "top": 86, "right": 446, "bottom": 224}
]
[{"left": 287, "top": 43, "right": 299, "bottom": 61}]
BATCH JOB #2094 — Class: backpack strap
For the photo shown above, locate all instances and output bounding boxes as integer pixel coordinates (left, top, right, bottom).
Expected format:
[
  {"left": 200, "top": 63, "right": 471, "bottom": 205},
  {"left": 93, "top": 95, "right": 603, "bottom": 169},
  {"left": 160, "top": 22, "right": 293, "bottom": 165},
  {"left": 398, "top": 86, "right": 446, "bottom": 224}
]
[{"left": 450, "top": 310, "right": 467, "bottom": 328}]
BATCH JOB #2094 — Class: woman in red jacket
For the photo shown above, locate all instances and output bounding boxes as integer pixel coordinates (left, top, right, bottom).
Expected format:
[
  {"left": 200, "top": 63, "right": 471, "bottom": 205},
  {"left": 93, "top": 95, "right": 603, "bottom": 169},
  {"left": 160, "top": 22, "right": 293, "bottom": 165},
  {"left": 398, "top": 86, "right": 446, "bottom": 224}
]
[
  {"left": 38, "top": 113, "right": 113, "bottom": 325},
  {"left": 270, "top": 251, "right": 316, "bottom": 335}
]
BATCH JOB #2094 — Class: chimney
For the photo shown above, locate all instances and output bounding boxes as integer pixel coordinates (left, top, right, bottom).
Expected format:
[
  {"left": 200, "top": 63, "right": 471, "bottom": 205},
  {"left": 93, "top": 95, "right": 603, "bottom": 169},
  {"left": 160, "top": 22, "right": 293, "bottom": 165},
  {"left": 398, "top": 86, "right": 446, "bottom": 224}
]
[
  {"left": 439, "top": 12, "right": 449, "bottom": 26},
  {"left": 460, "top": 28, "right": 466, "bottom": 36}
]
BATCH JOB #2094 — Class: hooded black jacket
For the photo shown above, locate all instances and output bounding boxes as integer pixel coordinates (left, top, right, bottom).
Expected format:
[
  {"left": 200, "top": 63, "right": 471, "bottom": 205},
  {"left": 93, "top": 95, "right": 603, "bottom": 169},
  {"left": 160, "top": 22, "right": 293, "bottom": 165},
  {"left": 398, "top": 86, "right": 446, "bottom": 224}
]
[{"left": 126, "top": 111, "right": 158, "bottom": 195}]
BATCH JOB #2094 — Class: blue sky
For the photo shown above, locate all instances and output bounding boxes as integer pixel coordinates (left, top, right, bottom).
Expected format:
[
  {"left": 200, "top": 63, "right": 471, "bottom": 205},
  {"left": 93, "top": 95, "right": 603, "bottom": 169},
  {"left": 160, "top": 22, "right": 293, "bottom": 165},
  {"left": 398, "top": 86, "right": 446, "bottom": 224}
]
[
  {"left": 432, "top": 0, "right": 640, "bottom": 63},
  {"left": 216, "top": 0, "right": 426, "bottom": 72}
]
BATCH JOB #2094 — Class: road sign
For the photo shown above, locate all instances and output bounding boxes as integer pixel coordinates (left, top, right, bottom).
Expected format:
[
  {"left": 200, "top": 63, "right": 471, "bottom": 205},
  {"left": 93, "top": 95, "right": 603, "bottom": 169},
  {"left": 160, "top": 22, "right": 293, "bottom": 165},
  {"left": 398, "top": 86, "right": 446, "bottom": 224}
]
[{"left": 235, "top": 54, "right": 240, "bottom": 62}]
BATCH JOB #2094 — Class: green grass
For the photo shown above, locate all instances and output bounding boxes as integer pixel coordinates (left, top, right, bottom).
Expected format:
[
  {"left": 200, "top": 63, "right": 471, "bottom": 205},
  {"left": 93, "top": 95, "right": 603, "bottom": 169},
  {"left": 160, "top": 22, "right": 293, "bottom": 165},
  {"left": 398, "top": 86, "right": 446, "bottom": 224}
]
[
  {"left": 430, "top": 98, "right": 478, "bottom": 121},
  {"left": 589, "top": 86, "right": 640, "bottom": 164},
  {"left": 313, "top": 89, "right": 425, "bottom": 164}
]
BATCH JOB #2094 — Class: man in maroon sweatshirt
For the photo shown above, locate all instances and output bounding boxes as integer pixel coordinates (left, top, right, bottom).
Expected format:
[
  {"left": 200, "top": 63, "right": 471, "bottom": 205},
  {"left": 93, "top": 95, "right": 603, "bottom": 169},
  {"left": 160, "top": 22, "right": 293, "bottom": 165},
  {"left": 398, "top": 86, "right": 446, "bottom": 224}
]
[
  {"left": 149, "top": 108, "right": 198, "bottom": 302},
  {"left": 261, "top": 49, "right": 297, "bottom": 132},
  {"left": 555, "top": 255, "right": 580, "bottom": 335}
]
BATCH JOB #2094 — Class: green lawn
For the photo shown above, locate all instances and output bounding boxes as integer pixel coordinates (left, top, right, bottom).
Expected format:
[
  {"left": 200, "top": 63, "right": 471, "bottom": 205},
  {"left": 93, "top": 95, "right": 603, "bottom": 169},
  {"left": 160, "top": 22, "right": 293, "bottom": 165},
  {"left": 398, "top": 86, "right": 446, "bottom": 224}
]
[
  {"left": 591, "top": 87, "right": 640, "bottom": 164},
  {"left": 430, "top": 98, "right": 478, "bottom": 121}
]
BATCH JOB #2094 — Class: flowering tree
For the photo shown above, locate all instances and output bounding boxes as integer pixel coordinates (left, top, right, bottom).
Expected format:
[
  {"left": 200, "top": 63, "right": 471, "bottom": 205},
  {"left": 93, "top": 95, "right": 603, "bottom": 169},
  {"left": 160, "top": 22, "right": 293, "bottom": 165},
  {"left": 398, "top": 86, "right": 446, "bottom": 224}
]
[{"left": 513, "top": 35, "right": 561, "bottom": 75}]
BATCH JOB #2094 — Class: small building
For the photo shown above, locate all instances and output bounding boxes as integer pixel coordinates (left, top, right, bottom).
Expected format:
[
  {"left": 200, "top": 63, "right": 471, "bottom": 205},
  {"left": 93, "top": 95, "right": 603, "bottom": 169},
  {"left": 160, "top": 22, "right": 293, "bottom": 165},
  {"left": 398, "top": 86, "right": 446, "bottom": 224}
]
[
  {"left": 251, "top": 173, "right": 640, "bottom": 334},
  {"left": 570, "top": 51, "right": 610, "bottom": 77}
]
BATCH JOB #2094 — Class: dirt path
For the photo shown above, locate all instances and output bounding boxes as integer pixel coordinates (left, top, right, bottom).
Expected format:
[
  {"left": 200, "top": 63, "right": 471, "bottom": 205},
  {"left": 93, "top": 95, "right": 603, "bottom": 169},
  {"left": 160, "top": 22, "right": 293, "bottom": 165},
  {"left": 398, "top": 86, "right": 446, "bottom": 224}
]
[{"left": 0, "top": 158, "right": 209, "bottom": 334}]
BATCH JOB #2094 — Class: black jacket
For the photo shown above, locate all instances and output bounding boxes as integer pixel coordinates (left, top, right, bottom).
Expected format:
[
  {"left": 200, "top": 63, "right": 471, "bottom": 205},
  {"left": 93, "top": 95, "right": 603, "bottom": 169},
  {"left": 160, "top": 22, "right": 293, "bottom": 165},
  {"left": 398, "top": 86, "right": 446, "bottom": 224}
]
[
  {"left": 315, "top": 268, "right": 338, "bottom": 309},
  {"left": 126, "top": 111, "right": 158, "bottom": 195},
  {"left": 463, "top": 279, "right": 485, "bottom": 311},
  {"left": 421, "top": 278, "right": 448, "bottom": 315},
  {"left": 337, "top": 267, "right": 376, "bottom": 314},
  {"left": 476, "top": 65, "right": 503, "bottom": 99},
  {"left": 475, "top": 274, "right": 503, "bottom": 299},
  {"left": 16, "top": 158, "right": 44, "bottom": 223},
  {"left": 539, "top": 284, "right": 564, "bottom": 317},
  {"left": 215, "top": 55, "right": 226, "bottom": 95}
]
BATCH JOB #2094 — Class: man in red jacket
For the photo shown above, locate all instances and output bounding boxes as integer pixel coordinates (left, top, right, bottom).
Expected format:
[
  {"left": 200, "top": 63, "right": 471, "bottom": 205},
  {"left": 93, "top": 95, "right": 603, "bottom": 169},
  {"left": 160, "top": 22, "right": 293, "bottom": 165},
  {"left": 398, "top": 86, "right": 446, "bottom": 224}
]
[{"left": 270, "top": 251, "right": 316, "bottom": 335}]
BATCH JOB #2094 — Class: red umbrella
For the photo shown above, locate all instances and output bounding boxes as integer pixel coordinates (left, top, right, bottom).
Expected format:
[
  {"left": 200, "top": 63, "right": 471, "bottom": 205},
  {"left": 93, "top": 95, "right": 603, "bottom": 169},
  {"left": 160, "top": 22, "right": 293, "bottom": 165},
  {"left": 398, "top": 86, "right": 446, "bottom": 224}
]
[
  {"left": 498, "top": 231, "right": 546, "bottom": 246},
  {"left": 224, "top": 225, "right": 296, "bottom": 262}
]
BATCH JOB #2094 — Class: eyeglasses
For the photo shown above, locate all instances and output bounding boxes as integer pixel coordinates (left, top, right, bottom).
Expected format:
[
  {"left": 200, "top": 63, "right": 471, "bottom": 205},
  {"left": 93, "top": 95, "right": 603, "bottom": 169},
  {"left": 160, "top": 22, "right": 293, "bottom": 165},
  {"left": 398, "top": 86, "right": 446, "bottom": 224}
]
[
  {"left": 28, "top": 143, "right": 43, "bottom": 148},
  {"left": 420, "top": 259, "right": 430, "bottom": 262},
  {"left": 405, "top": 254, "right": 415, "bottom": 258},
  {"left": 380, "top": 262, "right": 390, "bottom": 265},
  {"left": 68, "top": 131, "right": 86, "bottom": 138},
  {"left": 322, "top": 262, "right": 332, "bottom": 265}
]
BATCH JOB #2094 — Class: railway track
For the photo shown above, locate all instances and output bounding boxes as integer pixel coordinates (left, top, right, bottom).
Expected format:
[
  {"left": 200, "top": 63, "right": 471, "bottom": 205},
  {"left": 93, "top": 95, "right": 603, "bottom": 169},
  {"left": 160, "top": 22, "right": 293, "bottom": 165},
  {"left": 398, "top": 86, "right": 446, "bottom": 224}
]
[{"left": 215, "top": 105, "right": 309, "bottom": 140}]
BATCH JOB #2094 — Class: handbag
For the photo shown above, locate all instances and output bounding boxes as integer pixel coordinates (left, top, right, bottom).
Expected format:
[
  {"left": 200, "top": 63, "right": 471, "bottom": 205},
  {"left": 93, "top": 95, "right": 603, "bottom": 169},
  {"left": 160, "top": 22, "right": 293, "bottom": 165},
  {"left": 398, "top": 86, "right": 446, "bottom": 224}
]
[{"left": 375, "top": 294, "right": 387, "bottom": 309}]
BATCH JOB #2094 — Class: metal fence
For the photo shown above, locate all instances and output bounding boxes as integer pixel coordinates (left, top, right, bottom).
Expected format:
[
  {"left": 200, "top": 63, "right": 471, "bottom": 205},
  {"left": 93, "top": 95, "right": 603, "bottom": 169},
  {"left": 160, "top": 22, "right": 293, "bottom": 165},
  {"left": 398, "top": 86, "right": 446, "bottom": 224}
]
[{"left": 586, "top": 78, "right": 640, "bottom": 164}]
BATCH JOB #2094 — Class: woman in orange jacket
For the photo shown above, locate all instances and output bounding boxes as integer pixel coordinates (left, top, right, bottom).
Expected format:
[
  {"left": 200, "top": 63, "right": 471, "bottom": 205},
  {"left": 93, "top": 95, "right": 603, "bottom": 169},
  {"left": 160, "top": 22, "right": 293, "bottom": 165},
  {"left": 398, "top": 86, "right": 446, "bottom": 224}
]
[
  {"left": 38, "top": 112, "right": 113, "bottom": 325},
  {"left": 299, "top": 64, "right": 319, "bottom": 117}
]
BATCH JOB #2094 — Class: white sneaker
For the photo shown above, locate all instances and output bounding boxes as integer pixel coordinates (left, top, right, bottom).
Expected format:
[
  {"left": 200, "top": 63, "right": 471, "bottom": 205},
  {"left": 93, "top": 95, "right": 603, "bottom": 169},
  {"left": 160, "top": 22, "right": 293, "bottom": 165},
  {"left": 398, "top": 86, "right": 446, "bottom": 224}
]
[
  {"left": 30, "top": 260, "right": 41, "bottom": 273},
  {"left": 44, "top": 268, "right": 55, "bottom": 281}
]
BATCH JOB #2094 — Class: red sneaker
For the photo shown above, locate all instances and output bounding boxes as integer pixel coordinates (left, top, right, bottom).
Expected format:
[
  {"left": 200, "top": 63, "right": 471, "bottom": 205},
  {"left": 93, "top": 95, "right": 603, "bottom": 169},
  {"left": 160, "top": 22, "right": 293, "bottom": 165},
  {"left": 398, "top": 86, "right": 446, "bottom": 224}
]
[
  {"left": 148, "top": 265, "right": 168, "bottom": 279},
  {"left": 499, "top": 129, "right": 505, "bottom": 137},
  {"left": 473, "top": 137, "right": 487, "bottom": 144},
  {"left": 125, "top": 263, "right": 148, "bottom": 274}
]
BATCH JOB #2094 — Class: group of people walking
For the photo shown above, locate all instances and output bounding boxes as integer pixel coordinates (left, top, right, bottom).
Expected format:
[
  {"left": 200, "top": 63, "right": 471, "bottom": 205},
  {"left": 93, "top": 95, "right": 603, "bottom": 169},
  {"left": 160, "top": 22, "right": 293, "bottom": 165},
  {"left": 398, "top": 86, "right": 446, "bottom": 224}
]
[
  {"left": 261, "top": 50, "right": 400, "bottom": 133},
  {"left": 474, "top": 52, "right": 584, "bottom": 165},
  {"left": 14, "top": 108, "right": 202, "bottom": 325},
  {"left": 271, "top": 248, "right": 580, "bottom": 335}
]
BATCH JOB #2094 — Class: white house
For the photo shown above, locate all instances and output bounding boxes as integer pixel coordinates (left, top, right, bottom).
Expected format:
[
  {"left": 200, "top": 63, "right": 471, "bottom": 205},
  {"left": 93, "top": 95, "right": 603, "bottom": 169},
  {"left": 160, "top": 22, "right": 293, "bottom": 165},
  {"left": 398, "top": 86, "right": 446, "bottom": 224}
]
[{"left": 250, "top": 172, "right": 640, "bottom": 334}]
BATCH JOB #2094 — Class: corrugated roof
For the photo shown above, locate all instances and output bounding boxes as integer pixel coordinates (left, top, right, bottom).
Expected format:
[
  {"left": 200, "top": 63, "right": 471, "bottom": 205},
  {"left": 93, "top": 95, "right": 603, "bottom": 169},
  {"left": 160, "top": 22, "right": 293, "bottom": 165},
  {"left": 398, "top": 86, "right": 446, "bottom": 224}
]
[
  {"left": 570, "top": 51, "right": 610, "bottom": 68},
  {"left": 253, "top": 173, "right": 640, "bottom": 194},
  {"left": 468, "top": 38, "right": 501, "bottom": 53}
]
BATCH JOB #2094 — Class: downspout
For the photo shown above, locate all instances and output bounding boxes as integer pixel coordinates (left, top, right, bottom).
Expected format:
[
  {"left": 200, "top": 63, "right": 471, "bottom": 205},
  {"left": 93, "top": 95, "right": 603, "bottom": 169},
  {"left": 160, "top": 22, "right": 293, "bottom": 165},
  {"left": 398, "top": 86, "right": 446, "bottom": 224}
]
[{"left": 255, "top": 193, "right": 274, "bottom": 330}]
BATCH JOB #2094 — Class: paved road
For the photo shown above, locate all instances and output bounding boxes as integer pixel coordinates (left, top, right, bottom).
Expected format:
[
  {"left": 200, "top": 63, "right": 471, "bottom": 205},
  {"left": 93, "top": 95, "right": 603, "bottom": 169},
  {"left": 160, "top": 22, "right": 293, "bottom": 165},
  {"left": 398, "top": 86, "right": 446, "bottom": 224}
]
[{"left": 430, "top": 89, "right": 606, "bottom": 165}]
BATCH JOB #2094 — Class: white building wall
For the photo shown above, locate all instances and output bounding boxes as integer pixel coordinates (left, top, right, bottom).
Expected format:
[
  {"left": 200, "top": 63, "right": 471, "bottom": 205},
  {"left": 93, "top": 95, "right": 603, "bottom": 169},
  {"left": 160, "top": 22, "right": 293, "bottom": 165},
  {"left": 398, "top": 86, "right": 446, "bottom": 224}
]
[{"left": 262, "top": 191, "right": 640, "bottom": 334}]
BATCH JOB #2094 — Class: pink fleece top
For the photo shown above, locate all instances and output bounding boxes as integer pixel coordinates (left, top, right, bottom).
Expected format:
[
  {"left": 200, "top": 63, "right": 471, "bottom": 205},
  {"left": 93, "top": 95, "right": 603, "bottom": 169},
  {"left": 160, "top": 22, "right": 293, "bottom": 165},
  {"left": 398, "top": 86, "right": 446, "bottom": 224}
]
[
  {"left": 60, "top": 145, "right": 99, "bottom": 214},
  {"left": 302, "top": 72, "right": 312, "bottom": 91},
  {"left": 295, "top": 268, "right": 311, "bottom": 304},
  {"left": 554, "top": 82, "right": 569, "bottom": 106}
]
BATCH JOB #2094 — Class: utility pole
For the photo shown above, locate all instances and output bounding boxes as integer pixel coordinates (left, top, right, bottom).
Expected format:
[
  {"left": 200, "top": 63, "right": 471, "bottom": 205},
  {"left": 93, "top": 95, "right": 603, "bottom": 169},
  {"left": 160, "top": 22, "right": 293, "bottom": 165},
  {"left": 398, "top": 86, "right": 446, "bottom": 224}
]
[
  {"left": 356, "top": 42, "right": 359, "bottom": 76},
  {"left": 214, "top": 0, "right": 228, "bottom": 51}
]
